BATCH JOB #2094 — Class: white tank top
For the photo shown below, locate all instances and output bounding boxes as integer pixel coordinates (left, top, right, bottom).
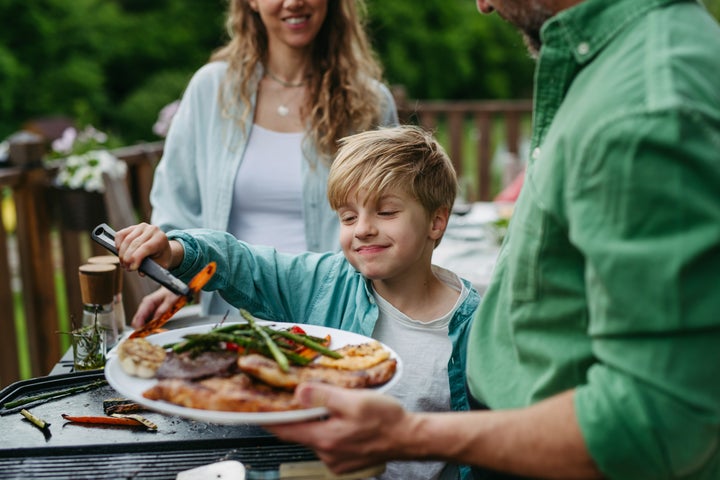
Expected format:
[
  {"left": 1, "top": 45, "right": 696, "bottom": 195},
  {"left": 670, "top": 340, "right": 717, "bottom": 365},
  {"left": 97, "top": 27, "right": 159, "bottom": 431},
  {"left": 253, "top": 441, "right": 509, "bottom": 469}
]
[{"left": 228, "top": 124, "right": 307, "bottom": 253}]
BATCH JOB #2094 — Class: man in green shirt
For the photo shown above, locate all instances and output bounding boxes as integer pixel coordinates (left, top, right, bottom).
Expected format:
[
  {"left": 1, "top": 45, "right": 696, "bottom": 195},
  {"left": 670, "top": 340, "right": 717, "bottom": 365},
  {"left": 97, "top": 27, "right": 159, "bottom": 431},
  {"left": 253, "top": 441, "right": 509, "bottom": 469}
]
[{"left": 269, "top": 0, "right": 720, "bottom": 478}]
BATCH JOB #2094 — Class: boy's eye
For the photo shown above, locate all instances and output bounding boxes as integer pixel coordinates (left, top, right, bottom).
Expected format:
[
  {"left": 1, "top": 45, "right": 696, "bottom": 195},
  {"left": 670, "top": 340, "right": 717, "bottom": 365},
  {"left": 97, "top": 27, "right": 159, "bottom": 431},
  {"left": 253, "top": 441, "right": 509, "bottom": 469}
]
[
  {"left": 340, "top": 213, "right": 357, "bottom": 224},
  {"left": 378, "top": 210, "right": 398, "bottom": 217}
]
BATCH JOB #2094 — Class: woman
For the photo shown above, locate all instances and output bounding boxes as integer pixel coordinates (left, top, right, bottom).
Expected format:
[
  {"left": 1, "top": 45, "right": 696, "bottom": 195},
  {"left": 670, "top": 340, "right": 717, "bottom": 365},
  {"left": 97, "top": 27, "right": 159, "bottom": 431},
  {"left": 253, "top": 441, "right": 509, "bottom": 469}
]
[{"left": 134, "top": 0, "right": 398, "bottom": 326}]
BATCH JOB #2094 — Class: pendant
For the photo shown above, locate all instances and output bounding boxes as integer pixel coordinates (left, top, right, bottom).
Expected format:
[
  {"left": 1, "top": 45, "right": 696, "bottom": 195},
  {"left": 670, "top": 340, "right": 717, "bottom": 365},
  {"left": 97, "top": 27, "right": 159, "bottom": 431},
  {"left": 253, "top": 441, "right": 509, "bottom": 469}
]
[{"left": 277, "top": 105, "right": 289, "bottom": 117}]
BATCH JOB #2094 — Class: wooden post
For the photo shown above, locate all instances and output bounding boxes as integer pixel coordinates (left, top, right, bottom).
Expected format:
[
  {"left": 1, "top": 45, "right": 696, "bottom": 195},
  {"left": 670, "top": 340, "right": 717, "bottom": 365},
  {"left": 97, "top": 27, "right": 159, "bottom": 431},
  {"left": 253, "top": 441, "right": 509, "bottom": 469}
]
[
  {"left": 0, "top": 171, "right": 21, "bottom": 387},
  {"left": 475, "top": 112, "right": 492, "bottom": 202},
  {"left": 13, "top": 169, "right": 61, "bottom": 376},
  {"left": 503, "top": 111, "right": 523, "bottom": 186},
  {"left": 447, "top": 111, "right": 465, "bottom": 180}
]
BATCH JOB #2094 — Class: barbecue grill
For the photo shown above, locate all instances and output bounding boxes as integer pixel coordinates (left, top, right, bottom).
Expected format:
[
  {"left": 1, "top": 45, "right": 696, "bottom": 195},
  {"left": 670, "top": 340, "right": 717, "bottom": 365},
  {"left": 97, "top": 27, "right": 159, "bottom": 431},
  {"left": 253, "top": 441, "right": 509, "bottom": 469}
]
[{"left": 0, "top": 361, "right": 317, "bottom": 479}]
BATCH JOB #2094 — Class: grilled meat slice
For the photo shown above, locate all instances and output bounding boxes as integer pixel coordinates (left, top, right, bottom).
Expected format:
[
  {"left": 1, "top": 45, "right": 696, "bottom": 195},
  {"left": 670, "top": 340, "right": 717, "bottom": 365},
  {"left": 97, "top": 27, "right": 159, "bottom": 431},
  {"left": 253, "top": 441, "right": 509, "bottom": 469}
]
[
  {"left": 238, "top": 353, "right": 397, "bottom": 390},
  {"left": 156, "top": 350, "right": 238, "bottom": 380},
  {"left": 143, "top": 374, "right": 301, "bottom": 412}
]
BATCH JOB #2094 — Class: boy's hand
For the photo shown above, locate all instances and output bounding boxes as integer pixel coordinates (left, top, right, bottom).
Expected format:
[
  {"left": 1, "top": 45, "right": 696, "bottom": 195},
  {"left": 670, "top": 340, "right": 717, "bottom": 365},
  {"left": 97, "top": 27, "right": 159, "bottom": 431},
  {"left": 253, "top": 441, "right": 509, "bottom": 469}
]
[{"left": 115, "top": 223, "right": 176, "bottom": 272}]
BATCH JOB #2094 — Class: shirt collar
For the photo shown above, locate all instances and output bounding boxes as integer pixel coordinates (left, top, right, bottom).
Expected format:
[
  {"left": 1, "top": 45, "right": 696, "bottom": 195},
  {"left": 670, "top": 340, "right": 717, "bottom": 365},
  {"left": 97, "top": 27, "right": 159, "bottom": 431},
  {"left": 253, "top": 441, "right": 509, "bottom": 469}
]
[{"left": 541, "top": 0, "right": 693, "bottom": 65}]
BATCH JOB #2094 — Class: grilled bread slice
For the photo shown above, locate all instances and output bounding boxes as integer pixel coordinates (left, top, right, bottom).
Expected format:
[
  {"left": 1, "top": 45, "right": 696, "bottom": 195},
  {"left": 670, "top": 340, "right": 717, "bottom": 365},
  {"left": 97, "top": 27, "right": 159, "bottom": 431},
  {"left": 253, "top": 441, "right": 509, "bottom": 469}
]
[{"left": 118, "top": 338, "right": 167, "bottom": 378}]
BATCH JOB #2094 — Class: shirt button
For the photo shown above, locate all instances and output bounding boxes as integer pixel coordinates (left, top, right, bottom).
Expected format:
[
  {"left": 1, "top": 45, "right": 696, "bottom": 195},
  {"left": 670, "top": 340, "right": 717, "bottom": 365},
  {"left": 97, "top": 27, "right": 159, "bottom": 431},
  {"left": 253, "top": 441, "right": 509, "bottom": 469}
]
[
  {"left": 532, "top": 147, "right": 541, "bottom": 160},
  {"left": 577, "top": 42, "right": 590, "bottom": 55}
]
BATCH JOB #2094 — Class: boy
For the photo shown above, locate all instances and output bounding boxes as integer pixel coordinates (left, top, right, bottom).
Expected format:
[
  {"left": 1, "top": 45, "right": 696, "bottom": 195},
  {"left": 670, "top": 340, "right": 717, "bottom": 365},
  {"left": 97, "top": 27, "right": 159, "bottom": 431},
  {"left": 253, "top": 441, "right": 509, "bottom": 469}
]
[{"left": 116, "top": 125, "right": 480, "bottom": 480}]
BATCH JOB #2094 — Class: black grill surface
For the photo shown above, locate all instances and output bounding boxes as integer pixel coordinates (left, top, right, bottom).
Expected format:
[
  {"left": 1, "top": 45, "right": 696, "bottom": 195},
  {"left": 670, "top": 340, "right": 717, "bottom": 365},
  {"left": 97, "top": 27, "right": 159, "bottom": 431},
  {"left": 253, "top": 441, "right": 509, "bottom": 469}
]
[
  {"left": 0, "top": 371, "right": 317, "bottom": 479},
  {"left": 0, "top": 445, "right": 316, "bottom": 479}
]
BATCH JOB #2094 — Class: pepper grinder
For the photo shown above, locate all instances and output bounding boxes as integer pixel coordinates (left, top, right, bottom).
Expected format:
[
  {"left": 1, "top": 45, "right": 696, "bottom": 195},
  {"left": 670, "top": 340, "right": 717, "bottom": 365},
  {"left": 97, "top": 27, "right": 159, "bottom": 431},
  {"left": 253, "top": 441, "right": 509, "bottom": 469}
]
[
  {"left": 78, "top": 263, "right": 118, "bottom": 351},
  {"left": 87, "top": 255, "right": 125, "bottom": 334}
]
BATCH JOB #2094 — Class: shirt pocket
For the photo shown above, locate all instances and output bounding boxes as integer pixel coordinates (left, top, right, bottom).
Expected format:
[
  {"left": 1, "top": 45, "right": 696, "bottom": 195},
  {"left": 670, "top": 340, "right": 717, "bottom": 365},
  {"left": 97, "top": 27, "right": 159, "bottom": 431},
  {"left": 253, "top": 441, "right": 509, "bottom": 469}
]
[{"left": 505, "top": 197, "right": 544, "bottom": 303}]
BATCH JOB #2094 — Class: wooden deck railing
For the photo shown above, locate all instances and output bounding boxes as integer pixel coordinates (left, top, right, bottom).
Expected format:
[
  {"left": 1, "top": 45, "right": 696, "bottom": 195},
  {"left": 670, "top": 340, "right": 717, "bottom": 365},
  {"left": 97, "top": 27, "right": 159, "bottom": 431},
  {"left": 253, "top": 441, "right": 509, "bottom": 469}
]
[
  {"left": 0, "top": 141, "right": 163, "bottom": 387},
  {"left": 394, "top": 91, "right": 532, "bottom": 201},
  {"left": 0, "top": 97, "right": 532, "bottom": 388}
]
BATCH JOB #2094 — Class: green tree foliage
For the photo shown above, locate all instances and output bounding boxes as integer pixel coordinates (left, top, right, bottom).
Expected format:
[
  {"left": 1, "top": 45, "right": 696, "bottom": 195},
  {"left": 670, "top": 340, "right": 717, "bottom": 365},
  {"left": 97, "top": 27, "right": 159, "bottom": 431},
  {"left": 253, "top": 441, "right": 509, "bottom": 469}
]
[
  {"left": 1, "top": 0, "right": 718, "bottom": 144},
  {"left": 365, "top": 0, "right": 534, "bottom": 99},
  {"left": 0, "top": 0, "right": 225, "bottom": 142}
]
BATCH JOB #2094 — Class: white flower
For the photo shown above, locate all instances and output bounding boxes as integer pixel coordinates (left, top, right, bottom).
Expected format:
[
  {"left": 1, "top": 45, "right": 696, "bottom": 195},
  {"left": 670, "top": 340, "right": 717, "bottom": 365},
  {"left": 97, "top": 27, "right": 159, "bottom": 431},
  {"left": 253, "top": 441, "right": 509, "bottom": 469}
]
[
  {"left": 52, "top": 128, "right": 77, "bottom": 155},
  {"left": 47, "top": 125, "right": 126, "bottom": 193},
  {"left": 54, "top": 150, "right": 127, "bottom": 193}
]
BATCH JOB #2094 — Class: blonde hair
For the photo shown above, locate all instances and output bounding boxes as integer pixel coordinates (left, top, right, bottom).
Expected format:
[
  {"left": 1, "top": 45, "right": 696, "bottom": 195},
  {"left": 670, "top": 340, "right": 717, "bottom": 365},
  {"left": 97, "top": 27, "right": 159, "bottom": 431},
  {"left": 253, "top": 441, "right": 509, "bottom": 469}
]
[
  {"left": 210, "top": 0, "right": 386, "bottom": 159},
  {"left": 328, "top": 126, "right": 457, "bottom": 220}
]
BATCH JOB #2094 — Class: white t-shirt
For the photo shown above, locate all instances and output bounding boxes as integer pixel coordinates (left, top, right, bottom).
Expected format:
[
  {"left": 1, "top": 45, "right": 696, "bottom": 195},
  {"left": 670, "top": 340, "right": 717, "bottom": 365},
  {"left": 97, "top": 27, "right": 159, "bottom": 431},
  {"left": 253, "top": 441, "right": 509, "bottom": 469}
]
[
  {"left": 371, "top": 267, "right": 468, "bottom": 480},
  {"left": 228, "top": 124, "right": 307, "bottom": 253}
]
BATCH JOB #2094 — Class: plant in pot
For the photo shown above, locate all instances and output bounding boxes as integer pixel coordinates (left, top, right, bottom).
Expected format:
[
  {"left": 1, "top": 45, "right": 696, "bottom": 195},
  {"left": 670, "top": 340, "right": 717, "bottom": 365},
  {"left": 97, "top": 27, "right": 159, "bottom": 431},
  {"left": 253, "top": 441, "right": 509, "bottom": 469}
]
[{"left": 45, "top": 126, "right": 126, "bottom": 230}]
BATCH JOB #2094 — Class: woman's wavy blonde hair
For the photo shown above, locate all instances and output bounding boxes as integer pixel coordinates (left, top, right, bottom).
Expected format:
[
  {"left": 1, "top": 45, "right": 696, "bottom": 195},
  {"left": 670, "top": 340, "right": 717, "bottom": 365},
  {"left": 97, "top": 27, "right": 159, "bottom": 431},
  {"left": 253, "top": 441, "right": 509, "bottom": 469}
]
[{"left": 210, "top": 0, "right": 386, "bottom": 160}]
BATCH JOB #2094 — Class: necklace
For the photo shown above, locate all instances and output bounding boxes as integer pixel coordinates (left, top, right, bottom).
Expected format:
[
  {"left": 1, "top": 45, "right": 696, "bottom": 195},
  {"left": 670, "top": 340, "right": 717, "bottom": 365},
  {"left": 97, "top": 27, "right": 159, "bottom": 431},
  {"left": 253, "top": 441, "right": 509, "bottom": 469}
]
[
  {"left": 266, "top": 70, "right": 307, "bottom": 88},
  {"left": 266, "top": 71, "right": 306, "bottom": 116}
]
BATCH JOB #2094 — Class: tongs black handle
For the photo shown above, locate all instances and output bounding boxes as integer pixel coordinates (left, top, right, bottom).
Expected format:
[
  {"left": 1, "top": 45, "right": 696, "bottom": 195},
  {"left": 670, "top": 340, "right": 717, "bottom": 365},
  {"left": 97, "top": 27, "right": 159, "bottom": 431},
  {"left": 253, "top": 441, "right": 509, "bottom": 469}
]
[{"left": 91, "top": 223, "right": 191, "bottom": 298}]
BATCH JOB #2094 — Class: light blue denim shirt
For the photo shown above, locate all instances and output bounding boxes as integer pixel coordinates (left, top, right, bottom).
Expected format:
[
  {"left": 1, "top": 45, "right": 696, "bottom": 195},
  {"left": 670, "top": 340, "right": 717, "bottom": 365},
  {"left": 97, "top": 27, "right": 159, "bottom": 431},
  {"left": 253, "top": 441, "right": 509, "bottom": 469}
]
[
  {"left": 150, "top": 61, "right": 398, "bottom": 314},
  {"left": 151, "top": 61, "right": 398, "bottom": 250},
  {"left": 167, "top": 228, "right": 481, "bottom": 414}
]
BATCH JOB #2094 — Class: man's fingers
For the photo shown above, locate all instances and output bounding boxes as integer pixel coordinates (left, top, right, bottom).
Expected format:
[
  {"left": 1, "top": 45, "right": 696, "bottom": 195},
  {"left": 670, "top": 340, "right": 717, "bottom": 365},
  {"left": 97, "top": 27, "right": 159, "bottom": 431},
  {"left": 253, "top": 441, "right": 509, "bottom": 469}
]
[{"left": 295, "top": 383, "right": 339, "bottom": 409}]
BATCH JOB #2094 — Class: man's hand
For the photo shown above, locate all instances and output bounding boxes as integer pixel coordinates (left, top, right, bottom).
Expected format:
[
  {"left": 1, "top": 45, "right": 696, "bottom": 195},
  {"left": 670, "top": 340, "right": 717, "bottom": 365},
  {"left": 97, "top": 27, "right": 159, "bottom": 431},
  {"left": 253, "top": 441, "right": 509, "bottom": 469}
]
[{"left": 266, "top": 383, "right": 416, "bottom": 474}]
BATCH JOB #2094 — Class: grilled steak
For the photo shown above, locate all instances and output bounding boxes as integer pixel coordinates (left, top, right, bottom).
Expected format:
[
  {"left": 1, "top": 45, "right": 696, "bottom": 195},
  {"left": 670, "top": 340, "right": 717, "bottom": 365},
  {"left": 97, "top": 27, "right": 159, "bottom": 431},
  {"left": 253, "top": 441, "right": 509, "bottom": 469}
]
[
  {"left": 156, "top": 350, "right": 238, "bottom": 380},
  {"left": 238, "top": 353, "right": 397, "bottom": 390},
  {"left": 143, "top": 374, "right": 301, "bottom": 412}
]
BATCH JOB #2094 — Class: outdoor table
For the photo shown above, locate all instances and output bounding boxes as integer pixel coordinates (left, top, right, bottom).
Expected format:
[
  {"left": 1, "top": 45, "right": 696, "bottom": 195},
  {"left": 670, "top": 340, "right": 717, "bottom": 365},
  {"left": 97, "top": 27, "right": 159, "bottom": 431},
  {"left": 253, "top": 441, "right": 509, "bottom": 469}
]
[{"left": 0, "top": 314, "right": 317, "bottom": 479}]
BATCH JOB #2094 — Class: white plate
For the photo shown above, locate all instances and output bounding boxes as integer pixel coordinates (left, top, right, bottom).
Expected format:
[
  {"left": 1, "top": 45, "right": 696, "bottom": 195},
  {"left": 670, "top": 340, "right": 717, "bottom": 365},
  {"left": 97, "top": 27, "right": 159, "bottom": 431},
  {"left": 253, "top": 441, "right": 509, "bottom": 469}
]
[{"left": 105, "top": 321, "right": 402, "bottom": 425}]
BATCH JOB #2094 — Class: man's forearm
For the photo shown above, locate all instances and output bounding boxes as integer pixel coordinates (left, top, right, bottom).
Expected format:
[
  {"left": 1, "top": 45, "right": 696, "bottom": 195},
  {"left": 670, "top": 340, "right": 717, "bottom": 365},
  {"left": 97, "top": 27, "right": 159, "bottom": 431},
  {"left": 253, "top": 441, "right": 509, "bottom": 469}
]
[{"left": 415, "top": 390, "right": 602, "bottom": 479}]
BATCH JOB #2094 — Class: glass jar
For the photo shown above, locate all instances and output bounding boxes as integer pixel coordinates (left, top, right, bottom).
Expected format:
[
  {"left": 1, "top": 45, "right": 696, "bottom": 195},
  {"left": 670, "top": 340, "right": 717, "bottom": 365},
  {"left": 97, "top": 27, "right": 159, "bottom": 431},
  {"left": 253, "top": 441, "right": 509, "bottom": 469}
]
[{"left": 82, "top": 303, "right": 118, "bottom": 352}]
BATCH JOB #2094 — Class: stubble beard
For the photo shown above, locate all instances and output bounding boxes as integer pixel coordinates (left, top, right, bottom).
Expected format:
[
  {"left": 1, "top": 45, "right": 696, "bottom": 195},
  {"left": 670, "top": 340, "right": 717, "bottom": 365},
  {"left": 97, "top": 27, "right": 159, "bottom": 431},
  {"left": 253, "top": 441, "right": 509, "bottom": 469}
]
[{"left": 496, "top": 0, "right": 555, "bottom": 58}]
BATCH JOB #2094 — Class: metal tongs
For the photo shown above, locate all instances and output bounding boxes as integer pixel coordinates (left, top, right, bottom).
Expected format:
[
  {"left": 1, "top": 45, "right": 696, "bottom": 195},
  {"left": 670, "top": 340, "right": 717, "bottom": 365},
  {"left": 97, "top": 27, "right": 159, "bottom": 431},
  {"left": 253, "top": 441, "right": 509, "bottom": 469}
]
[
  {"left": 91, "top": 223, "right": 191, "bottom": 298},
  {"left": 91, "top": 223, "right": 216, "bottom": 338}
]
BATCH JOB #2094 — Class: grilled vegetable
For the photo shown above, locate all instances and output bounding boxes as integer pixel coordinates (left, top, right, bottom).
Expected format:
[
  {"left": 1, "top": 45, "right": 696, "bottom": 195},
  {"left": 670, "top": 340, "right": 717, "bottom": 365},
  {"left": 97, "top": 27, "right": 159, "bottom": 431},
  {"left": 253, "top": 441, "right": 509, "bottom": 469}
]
[
  {"left": 111, "top": 414, "right": 158, "bottom": 430},
  {"left": 163, "top": 310, "right": 342, "bottom": 373},
  {"left": 103, "top": 398, "right": 146, "bottom": 415},
  {"left": 3, "top": 379, "right": 107, "bottom": 410},
  {"left": 242, "top": 309, "right": 290, "bottom": 372},
  {"left": 61, "top": 413, "right": 157, "bottom": 430},
  {"left": 20, "top": 409, "right": 50, "bottom": 430}
]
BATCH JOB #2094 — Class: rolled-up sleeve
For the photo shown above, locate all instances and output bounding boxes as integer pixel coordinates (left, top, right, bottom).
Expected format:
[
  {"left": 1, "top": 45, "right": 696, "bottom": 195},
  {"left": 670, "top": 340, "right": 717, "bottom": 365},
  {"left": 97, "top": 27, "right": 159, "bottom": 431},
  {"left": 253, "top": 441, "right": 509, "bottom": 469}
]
[{"left": 569, "top": 109, "right": 720, "bottom": 478}]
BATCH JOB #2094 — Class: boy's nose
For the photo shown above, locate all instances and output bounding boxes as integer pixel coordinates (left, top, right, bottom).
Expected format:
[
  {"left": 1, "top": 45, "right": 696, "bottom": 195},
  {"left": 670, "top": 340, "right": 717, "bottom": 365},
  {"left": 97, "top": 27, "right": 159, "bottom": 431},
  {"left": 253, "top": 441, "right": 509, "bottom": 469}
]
[{"left": 354, "top": 215, "right": 377, "bottom": 238}]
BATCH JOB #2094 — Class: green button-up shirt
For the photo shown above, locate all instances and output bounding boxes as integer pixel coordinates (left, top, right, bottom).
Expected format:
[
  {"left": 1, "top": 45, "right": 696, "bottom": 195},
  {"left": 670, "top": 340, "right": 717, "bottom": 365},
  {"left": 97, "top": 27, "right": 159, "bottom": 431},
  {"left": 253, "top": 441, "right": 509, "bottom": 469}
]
[{"left": 467, "top": 0, "right": 720, "bottom": 478}]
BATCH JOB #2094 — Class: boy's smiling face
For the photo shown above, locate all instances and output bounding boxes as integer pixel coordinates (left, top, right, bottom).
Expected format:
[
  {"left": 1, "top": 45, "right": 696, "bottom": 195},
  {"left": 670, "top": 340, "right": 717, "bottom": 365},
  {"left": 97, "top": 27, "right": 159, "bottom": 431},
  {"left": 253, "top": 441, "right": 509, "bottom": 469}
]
[{"left": 337, "top": 188, "right": 444, "bottom": 282}]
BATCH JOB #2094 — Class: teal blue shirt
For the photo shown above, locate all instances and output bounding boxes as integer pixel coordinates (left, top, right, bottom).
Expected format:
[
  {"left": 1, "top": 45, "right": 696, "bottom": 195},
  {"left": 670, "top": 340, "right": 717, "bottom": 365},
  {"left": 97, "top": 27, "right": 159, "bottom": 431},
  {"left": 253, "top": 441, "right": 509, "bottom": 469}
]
[
  {"left": 467, "top": 0, "right": 720, "bottom": 478},
  {"left": 150, "top": 61, "right": 398, "bottom": 315},
  {"left": 168, "top": 229, "right": 481, "bottom": 414}
]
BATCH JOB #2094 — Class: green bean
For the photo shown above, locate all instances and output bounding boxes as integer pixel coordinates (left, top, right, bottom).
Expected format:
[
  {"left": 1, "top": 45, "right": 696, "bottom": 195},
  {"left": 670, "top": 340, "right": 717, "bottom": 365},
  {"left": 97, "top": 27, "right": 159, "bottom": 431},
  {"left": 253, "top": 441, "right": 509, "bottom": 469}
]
[
  {"left": 241, "top": 309, "right": 290, "bottom": 372},
  {"left": 269, "top": 328, "right": 343, "bottom": 359},
  {"left": 3, "top": 379, "right": 107, "bottom": 409}
]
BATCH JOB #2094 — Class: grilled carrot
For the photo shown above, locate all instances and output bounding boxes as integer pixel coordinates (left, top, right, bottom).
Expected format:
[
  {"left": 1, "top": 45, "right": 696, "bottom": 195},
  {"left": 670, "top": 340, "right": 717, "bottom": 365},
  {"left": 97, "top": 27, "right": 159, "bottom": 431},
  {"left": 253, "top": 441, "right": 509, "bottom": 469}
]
[{"left": 61, "top": 413, "right": 152, "bottom": 428}]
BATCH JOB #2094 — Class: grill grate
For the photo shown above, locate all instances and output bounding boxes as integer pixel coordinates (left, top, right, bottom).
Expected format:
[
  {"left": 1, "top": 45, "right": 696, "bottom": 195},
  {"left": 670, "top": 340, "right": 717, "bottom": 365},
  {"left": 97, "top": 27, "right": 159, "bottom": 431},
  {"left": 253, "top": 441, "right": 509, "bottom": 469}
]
[{"left": 0, "top": 444, "right": 316, "bottom": 479}]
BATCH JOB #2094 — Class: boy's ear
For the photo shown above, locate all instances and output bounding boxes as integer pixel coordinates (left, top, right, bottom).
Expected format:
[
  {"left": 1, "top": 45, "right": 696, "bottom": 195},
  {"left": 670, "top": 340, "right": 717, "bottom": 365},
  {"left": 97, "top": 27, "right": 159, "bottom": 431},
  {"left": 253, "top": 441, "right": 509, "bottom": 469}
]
[{"left": 429, "top": 206, "right": 450, "bottom": 240}]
